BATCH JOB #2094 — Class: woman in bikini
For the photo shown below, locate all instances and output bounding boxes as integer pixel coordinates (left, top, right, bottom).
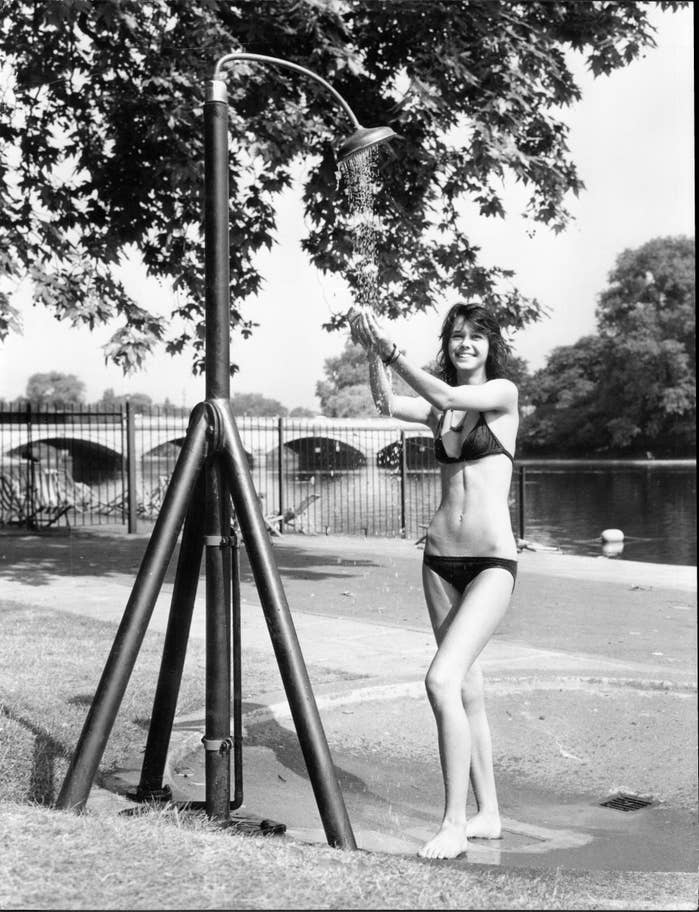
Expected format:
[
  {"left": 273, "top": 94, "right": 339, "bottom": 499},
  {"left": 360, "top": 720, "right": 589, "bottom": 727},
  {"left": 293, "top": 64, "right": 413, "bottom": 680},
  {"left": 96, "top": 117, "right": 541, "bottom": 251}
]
[{"left": 351, "top": 302, "right": 518, "bottom": 860}]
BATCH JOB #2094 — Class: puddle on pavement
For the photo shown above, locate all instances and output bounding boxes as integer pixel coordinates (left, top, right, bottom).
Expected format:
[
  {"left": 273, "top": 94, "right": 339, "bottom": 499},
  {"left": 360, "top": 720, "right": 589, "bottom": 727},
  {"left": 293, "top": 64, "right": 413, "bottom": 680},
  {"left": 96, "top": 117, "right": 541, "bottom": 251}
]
[
  {"left": 167, "top": 733, "right": 697, "bottom": 873},
  {"left": 118, "top": 681, "right": 697, "bottom": 873}
]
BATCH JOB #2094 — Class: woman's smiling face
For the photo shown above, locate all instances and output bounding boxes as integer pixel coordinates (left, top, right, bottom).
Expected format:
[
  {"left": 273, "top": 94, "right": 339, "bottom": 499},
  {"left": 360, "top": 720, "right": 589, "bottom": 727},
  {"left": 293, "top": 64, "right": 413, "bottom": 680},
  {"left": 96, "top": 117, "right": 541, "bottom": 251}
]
[{"left": 447, "top": 318, "right": 490, "bottom": 375}]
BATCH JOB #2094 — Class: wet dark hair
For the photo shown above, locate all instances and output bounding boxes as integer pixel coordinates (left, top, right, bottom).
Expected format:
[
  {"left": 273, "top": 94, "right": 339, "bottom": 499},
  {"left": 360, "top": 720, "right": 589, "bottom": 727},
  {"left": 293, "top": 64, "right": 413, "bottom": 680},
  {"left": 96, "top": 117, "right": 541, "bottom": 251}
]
[{"left": 436, "top": 303, "right": 509, "bottom": 384}]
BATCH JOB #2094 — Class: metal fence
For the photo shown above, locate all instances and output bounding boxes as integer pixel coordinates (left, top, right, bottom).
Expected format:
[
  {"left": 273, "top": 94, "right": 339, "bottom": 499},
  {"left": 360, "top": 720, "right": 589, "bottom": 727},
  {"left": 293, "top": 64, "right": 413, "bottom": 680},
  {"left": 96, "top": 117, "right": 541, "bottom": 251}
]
[{"left": 0, "top": 405, "right": 525, "bottom": 539}]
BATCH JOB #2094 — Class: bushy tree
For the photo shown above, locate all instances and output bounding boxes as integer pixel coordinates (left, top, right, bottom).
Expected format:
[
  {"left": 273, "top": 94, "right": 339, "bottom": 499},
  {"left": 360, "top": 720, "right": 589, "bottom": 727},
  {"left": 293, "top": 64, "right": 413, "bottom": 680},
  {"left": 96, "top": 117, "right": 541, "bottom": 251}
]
[
  {"left": 96, "top": 388, "right": 153, "bottom": 411},
  {"left": 596, "top": 236, "right": 695, "bottom": 356},
  {"left": 519, "top": 335, "right": 611, "bottom": 455},
  {"left": 522, "top": 236, "right": 695, "bottom": 456},
  {"left": 230, "top": 391, "right": 287, "bottom": 416},
  {"left": 316, "top": 340, "right": 376, "bottom": 416},
  {"left": 1, "top": 0, "right": 686, "bottom": 372},
  {"left": 596, "top": 236, "right": 695, "bottom": 452},
  {"left": 25, "top": 371, "right": 86, "bottom": 406},
  {"left": 316, "top": 338, "right": 422, "bottom": 417},
  {"left": 503, "top": 353, "right": 533, "bottom": 413}
]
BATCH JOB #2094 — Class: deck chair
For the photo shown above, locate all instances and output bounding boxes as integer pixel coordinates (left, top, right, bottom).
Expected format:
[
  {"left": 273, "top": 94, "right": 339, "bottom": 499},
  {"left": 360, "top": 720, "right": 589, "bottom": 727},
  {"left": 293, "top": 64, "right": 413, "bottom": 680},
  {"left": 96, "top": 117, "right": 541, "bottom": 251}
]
[
  {"left": 138, "top": 475, "right": 170, "bottom": 518},
  {"left": 55, "top": 475, "right": 92, "bottom": 513},
  {"left": 96, "top": 491, "right": 126, "bottom": 517},
  {"left": 25, "top": 466, "right": 72, "bottom": 528},
  {"left": 264, "top": 493, "right": 321, "bottom": 536},
  {"left": 0, "top": 471, "right": 26, "bottom": 524}
]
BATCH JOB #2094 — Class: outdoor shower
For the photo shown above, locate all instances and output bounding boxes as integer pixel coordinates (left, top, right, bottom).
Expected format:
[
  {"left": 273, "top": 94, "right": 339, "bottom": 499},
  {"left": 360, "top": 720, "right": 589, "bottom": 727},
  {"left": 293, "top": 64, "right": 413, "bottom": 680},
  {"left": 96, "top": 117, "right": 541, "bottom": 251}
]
[
  {"left": 213, "top": 52, "right": 399, "bottom": 163},
  {"left": 56, "top": 53, "right": 397, "bottom": 851}
]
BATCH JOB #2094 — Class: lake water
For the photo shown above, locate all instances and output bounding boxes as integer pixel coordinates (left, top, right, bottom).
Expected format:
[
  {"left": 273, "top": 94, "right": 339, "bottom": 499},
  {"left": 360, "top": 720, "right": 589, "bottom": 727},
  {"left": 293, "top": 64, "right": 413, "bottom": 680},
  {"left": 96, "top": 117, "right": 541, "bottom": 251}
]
[
  {"left": 274, "top": 461, "right": 696, "bottom": 567},
  {"left": 515, "top": 461, "right": 696, "bottom": 566}
]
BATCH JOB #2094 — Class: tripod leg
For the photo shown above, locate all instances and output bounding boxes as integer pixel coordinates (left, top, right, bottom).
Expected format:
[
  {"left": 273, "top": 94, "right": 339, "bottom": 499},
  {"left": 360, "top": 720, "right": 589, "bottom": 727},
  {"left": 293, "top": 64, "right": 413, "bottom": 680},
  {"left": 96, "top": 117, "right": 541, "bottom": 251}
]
[
  {"left": 136, "top": 472, "right": 206, "bottom": 801},
  {"left": 203, "top": 457, "right": 232, "bottom": 821},
  {"left": 56, "top": 406, "right": 209, "bottom": 812},
  {"left": 216, "top": 399, "right": 357, "bottom": 850},
  {"left": 230, "top": 512, "right": 243, "bottom": 810}
]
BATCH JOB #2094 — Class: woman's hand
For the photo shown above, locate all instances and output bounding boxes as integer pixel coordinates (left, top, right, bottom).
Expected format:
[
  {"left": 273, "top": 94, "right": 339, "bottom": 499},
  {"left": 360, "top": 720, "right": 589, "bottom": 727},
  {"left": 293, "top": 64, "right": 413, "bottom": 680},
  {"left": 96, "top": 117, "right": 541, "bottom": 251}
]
[
  {"left": 349, "top": 308, "right": 394, "bottom": 360},
  {"left": 348, "top": 308, "right": 369, "bottom": 351}
]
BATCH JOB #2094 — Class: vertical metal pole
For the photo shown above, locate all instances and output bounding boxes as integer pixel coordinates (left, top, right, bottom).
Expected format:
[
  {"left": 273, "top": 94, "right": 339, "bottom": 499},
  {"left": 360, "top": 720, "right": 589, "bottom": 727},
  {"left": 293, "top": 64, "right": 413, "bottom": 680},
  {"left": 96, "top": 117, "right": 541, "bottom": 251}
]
[
  {"left": 204, "top": 79, "right": 231, "bottom": 402},
  {"left": 204, "top": 458, "right": 232, "bottom": 821},
  {"left": 518, "top": 465, "right": 526, "bottom": 542},
  {"left": 120, "top": 405, "right": 128, "bottom": 527},
  {"left": 277, "top": 416, "right": 285, "bottom": 533},
  {"left": 399, "top": 429, "right": 407, "bottom": 538},
  {"left": 230, "top": 515, "right": 243, "bottom": 809},
  {"left": 126, "top": 401, "right": 138, "bottom": 534},
  {"left": 217, "top": 399, "right": 357, "bottom": 850},
  {"left": 202, "top": 75, "right": 234, "bottom": 823},
  {"left": 25, "top": 402, "right": 34, "bottom": 524},
  {"left": 56, "top": 407, "right": 209, "bottom": 812}
]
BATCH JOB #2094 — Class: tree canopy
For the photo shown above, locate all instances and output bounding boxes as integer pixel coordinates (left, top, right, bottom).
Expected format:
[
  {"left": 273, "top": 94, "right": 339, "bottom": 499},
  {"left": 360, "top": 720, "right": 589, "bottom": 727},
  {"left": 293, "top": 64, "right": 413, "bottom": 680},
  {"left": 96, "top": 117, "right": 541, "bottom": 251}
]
[
  {"left": 316, "top": 340, "right": 378, "bottom": 416},
  {"left": 520, "top": 236, "right": 695, "bottom": 456},
  {"left": 97, "top": 388, "right": 154, "bottom": 411},
  {"left": 24, "top": 371, "right": 86, "bottom": 406},
  {"left": 316, "top": 337, "right": 444, "bottom": 417},
  {"left": 1, "top": 0, "right": 687, "bottom": 373},
  {"left": 230, "top": 391, "right": 289, "bottom": 416}
]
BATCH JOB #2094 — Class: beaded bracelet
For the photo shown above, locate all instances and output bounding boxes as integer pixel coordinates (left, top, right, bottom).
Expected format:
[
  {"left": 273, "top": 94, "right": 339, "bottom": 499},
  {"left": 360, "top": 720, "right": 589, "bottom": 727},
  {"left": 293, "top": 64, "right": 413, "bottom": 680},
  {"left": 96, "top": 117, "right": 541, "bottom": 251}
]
[{"left": 382, "top": 343, "right": 403, "bottom": 367}]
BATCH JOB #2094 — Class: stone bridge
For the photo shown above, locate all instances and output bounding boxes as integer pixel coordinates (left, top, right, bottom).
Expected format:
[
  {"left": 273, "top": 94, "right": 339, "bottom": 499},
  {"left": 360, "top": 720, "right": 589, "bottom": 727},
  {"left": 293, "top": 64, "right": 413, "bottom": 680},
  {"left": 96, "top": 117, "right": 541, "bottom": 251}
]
[{"left": 0, "top": 412, "right": 436, "bottom": 478}]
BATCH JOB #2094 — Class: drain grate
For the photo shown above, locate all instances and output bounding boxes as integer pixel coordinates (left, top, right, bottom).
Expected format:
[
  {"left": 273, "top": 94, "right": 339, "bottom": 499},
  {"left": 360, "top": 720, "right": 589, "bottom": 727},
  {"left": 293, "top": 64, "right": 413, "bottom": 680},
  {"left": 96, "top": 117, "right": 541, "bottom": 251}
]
[{"left": 600, "top": 792, "right": 653, "bottom": 812}]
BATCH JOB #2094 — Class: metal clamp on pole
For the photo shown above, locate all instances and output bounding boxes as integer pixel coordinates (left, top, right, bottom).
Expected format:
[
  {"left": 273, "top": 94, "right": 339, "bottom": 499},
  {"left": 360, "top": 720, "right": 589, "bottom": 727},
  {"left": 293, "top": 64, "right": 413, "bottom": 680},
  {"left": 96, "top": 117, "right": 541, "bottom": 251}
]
[
  {"left": 204, "top": 399, "right": 227, "bottom": 452},
  {"left": 201, "top": 736, "right": 233, "bottom": 754},
  {"left": 203, "top": 535, "right": 233, "bottom": 548}
]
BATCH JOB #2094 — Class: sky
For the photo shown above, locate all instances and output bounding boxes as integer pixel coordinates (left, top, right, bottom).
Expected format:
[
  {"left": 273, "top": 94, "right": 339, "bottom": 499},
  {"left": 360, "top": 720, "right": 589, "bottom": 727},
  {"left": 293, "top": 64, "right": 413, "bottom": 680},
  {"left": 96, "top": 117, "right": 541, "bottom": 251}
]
[{"left": 0, "top": 5, "right": 694, "bottom": 411}]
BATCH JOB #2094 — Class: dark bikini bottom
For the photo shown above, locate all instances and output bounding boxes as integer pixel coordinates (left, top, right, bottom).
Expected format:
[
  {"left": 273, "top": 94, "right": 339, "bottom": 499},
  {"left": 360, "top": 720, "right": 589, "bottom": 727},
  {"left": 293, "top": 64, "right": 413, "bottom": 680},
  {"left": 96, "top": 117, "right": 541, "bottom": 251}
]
[{"left": 423, "top": 554, "right": 517, "bottom": 593}]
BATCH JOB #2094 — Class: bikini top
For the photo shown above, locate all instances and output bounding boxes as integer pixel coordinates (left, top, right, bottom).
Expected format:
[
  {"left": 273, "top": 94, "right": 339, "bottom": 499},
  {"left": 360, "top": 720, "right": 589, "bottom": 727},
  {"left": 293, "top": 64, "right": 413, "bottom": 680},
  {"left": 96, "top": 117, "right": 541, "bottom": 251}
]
[{"left": 434, "top": 410, "right": 514, "bottom": 465}]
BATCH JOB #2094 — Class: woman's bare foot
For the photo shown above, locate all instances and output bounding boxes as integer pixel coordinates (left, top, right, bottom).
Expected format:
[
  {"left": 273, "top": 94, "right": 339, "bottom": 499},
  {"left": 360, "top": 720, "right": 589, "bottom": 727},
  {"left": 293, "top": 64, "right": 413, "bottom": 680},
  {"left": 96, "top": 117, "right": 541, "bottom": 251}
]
[
  {"left": 417, "top": 821, "right": 469, "bottom": 859},
  {"left": 466, "top": 812, "right": 502, "bottom": 839}
]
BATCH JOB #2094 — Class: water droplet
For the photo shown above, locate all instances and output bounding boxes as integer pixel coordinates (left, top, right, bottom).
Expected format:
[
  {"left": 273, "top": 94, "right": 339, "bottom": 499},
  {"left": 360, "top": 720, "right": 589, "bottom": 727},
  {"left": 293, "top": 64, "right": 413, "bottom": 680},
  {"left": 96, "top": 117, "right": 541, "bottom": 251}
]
[{"left": 339, "top": 147, "right": 381, "bottom": 315}]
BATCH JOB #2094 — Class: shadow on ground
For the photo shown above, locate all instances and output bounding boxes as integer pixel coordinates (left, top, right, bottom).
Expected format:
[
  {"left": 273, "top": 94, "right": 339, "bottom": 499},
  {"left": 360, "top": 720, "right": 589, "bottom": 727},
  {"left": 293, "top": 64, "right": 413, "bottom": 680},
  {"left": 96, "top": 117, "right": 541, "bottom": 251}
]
[{"left": 0, "top": 527, "right": 380, "bottom": 587}]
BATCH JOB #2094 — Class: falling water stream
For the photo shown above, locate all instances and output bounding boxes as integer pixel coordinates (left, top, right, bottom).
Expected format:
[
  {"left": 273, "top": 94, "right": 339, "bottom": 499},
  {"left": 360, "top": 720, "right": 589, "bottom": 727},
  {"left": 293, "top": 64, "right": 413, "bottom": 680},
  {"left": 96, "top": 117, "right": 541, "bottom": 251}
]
[
  {"left": 338, "top": 146, "right": 380, "bottom": 315},
  {"left": 338, "top": 147, "right": 393, "bottom": 414}
]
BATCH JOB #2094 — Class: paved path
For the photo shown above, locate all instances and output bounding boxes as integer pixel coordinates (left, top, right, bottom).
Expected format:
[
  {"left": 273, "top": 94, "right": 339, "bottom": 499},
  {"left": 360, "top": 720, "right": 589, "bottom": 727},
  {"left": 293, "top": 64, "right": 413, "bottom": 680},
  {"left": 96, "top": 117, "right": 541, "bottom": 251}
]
[{"left": 2, "top": 529, "right": 697, "bottom": 872}]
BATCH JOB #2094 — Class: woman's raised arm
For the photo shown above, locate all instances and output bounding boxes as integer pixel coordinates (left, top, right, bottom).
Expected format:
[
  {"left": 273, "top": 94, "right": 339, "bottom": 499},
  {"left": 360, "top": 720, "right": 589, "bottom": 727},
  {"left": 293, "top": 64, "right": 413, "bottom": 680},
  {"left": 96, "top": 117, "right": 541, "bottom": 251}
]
[
  {"left": 367, "top": 352, "right": 434, "bottom": 424},
  {"left": 353, "top": 310, "right": 517, "bottom": 415}
]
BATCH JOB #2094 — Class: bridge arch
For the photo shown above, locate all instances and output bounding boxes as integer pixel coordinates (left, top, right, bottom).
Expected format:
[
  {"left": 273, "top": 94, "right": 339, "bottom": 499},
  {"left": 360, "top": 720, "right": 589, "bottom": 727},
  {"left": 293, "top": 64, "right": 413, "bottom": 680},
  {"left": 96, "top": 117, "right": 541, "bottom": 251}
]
[
  {"left": 376, "top": 434, "right": 436, "bottom": 471},
  {"left": 7, "top": 437, "right": 122, "bottom": 484},
  {"left": 143, "top": 438, "right": 254, "bottom": 469},
  {"left": 276, "top": 435, "right": 366, "bottom": 473}
]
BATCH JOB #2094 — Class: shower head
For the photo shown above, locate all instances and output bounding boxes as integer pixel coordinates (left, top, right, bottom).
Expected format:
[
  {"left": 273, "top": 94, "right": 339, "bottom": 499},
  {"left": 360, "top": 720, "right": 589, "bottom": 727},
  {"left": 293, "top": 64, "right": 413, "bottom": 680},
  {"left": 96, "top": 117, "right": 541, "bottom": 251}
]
[
  {"left": 338, "top": 125, "right": 400, "bottom": 163},
  {"left": 212, "top": 53, "right": 399, "bottom": 165}
]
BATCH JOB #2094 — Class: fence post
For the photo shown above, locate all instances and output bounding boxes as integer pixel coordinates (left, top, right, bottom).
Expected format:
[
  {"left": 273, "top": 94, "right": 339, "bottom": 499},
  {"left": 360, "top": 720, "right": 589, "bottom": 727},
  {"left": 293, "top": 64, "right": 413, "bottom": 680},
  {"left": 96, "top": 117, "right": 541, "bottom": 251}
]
[
  {"left": 126, "top": 401, "right": 138, "bottom": 534},
  {"left": 277, "top": 416, "right": 285, "bottom": 534},
  {"left": 399, "top": 429, "right": 407, "bottom": 538},
  {"left": 25, "top": 402, "right": 34, "bottom": 524},
  {"left": 518, "top": 465, "right": 526, "bottom": 542}
]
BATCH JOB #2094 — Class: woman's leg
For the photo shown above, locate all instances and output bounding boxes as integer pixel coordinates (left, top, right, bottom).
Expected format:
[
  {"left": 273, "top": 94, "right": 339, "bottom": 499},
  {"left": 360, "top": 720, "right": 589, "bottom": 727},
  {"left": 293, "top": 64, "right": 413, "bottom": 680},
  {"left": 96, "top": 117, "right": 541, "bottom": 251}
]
[
  {"left": 419, "top": 565, "right": 513, "bottom": 859},
  {"left": 462, "top": 660, "right": 502, "bottom": 838}
]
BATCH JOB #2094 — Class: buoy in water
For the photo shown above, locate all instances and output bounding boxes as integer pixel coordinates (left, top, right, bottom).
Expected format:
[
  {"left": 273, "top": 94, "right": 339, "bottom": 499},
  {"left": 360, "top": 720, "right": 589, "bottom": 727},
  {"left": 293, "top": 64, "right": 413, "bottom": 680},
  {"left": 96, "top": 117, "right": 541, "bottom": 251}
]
[
  {"left": 601, "top": 528, "right": 624, "bottom": 543},
  {"left": 602, "top": 540, "right": 624, "bottom": 558}
]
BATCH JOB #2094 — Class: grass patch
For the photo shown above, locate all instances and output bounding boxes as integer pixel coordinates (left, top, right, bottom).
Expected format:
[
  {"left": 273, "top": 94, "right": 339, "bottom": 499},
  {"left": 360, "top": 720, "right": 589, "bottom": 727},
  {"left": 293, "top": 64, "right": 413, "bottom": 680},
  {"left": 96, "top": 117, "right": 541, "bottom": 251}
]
[
  {"left": 1, "top": 598, "right": 696, "bottom": 910},
  {"left": 2, "top": 801, "right": 697, "bottom": 911},
  {"left": 0, "top": 600, "right": 208, "bottom": 805}
]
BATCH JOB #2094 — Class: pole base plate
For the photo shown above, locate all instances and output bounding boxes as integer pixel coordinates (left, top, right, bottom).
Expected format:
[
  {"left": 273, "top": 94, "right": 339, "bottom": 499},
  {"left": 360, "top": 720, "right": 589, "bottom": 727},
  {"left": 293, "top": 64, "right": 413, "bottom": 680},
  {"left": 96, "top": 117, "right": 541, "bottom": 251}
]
[{"left": 119, "top": 800, "right": 285, "bottom": 836}]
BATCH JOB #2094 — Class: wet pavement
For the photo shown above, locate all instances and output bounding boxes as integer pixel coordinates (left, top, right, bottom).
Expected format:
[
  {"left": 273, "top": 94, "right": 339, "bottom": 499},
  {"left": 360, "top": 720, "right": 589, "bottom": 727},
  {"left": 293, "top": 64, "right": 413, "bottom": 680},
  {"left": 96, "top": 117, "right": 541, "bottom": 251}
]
[
  {"left": 2, "top": 528, "right": 697, "bottom": 875},
  {"left": 160, "top": 668, "right": 697, "bottom": 873}
]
